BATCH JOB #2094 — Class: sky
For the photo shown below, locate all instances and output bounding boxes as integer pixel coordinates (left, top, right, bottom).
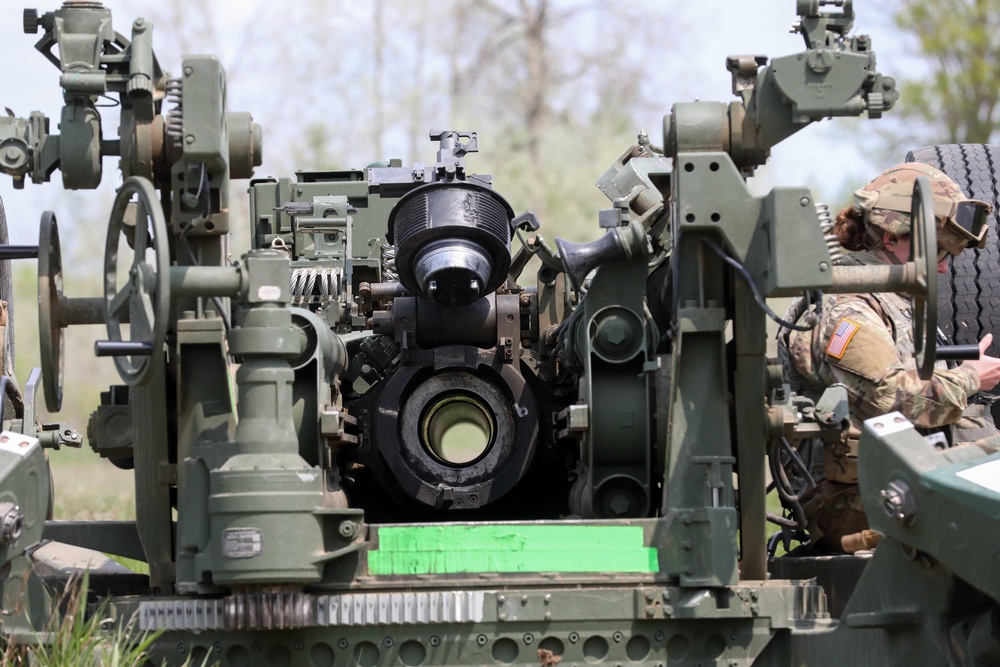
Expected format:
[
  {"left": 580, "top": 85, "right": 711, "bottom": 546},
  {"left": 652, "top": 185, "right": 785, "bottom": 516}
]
[
  {"left": 0, "top": 0, "right": 928, "bottom": 424},
  {"left": 0, "top": 0, "right": 912, "bottom": 246}
]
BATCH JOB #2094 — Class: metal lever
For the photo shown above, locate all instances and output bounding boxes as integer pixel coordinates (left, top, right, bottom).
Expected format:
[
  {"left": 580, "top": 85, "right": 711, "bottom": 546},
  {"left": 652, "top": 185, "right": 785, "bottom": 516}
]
[
  {"left": 935, "top": 344, "right": 981, "bottom": 361},
  {"left": 94, "top": 341, "right": 153, "bottom": 357},
  {"left": 0, "top": 245, "right": 39, "bottom": 260}
]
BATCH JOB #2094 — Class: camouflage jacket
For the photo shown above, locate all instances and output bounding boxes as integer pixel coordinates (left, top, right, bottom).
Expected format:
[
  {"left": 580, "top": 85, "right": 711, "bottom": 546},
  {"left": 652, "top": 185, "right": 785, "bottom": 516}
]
[{"left": 779, "top": 252, "right": 980, "bottom": 436}]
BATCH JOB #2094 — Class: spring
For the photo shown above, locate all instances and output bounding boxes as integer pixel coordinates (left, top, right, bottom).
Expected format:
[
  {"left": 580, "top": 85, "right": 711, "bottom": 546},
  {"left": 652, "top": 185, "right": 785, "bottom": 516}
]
[
  {"left": 816, "top": 202, "right": 843, "bottom": 264},
  {"left": 380, "top": 242, "right": 398, "bottom": 282},
  {"left": 290, "top": 267, "right": 342, "bottom": 305},
  {"left": 165, "top": 77, "right": 184, "bottom": 149}
]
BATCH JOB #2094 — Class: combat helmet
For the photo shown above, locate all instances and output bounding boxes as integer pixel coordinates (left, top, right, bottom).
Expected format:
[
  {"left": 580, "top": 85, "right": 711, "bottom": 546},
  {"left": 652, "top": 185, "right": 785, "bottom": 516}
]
[{"left": 854, "top": 162, "right": 992, "bottom": 257}]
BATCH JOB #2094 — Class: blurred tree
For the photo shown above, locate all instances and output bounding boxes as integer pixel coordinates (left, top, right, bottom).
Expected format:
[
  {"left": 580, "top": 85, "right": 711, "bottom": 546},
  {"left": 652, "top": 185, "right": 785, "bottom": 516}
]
[
  {"left": 892, "top": 0, "right": 1000, "bottom": 144},
  {"left": 422, "top": 0, "right": 671, "bottom": 236},
  {"left": 4, "top": 0, "right": 680, "bottom": 434}
]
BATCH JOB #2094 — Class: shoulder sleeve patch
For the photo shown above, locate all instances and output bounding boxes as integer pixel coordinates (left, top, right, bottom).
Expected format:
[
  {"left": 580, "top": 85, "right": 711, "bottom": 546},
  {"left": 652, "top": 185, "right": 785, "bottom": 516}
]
[
  {"left": 825, "top": 317, "right": 901, "bottom": 380},
  {"left": 826, "top": 318, "right": 860, "bottom": 359}
]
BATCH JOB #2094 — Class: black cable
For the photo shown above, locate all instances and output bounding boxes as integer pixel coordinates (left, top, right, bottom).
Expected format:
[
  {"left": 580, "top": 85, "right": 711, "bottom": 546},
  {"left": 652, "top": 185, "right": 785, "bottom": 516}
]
[
  {"left": 95, "top": 94, "right": 121, "bottom": 108},
  {"left": 766, "top": 529, "right": 810, "bottom": 558},
  {"left": 767, "top": 437, "right": 809, "bottom": 531},
  {"left": 780, "top": 437, "right": 817, "bottom": 488},
  {"left": 699, "top": 234, "right": 817, "bottom": 332},
  {"left": 768, "top": 438, "right": 802, "bottom": 502},
  {"left": 766, "top": 512, "right": 799, "bottom": 528}
]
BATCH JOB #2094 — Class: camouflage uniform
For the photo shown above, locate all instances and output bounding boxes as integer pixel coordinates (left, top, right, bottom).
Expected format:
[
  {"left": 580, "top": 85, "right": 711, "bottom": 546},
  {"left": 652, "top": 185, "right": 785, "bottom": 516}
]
[
  {"left": 780, "top": 259, "right": 983, "bottom": 551},
  {"left": 784, "top": 253, "right": 979, "bottom": 435},
  {"left": 777, "top": 162, "right": 995, "bottom": 553}
]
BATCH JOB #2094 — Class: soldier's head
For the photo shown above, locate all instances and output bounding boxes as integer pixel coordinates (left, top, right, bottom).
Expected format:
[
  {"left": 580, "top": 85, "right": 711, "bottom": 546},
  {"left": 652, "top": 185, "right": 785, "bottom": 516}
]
[{"left": 852, "top": 162, "right": 991, "bottom": 262}]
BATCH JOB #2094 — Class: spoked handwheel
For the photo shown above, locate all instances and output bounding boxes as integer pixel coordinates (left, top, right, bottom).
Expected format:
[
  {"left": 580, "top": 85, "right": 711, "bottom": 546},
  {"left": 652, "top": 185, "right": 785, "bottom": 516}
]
[
  {"left": 102, "top": 176, "right": 170, "bottom": 386},
  {"left": 38, "top": 211, "right": 65, "bottom": 412},
  {"left": 910, "top": 174, "right": 938, "bottom": 380}
]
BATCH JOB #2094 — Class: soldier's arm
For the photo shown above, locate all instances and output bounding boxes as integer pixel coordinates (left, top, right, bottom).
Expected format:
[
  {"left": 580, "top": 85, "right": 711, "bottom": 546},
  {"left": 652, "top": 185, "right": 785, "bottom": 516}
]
[{"left": 818, "top": 300, "right": 979, "bottom": 428}]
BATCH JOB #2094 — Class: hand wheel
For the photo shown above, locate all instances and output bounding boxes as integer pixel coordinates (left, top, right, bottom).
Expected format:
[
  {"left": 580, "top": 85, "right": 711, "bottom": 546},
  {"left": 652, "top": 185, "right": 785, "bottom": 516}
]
[
  {"left": 38, "top": 211, "right": 65, "bottom": 411},
  {"left": 102, "top": 176, "right": 170, "bottom": 386},
  {"left": 910, "top": 174, "right": 938, "bottom": 381}
]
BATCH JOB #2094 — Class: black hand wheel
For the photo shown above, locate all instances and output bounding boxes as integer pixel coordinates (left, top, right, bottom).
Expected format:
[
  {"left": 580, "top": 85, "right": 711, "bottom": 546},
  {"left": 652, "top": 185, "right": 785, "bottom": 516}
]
[
  {"left": 103, "top": 176, "right": 170, "bottom": 386},
  {"left": 911, "top": 174, "right": 938, "bottom": 381},
  {"left": 38, "top": 211, "right": 65, "bottom": 412}
]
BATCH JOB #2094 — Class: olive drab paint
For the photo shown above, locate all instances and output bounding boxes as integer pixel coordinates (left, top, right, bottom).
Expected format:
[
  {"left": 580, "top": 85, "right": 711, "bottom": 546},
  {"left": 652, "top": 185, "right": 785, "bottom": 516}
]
[{"left": 1, "top": 2, "right": 999, "bottom": 666}]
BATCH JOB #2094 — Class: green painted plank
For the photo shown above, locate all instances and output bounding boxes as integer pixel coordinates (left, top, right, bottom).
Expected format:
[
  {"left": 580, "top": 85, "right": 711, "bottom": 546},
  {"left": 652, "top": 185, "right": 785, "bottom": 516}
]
[{"left": 369, "top": 525, "right": 659, "bottom": 575}]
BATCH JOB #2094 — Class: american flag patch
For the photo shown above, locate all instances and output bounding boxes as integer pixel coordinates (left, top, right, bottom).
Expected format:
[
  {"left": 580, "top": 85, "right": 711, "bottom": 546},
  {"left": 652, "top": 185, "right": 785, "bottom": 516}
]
[{"left": 826, "top": 318, "right": 860, "bottom": 359}]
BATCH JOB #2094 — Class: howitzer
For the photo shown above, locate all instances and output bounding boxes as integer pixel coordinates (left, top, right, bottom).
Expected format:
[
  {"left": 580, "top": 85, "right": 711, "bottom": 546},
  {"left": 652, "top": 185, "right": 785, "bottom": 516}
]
[{"left": 1, "top": 1, "right": 999, "bottom": 665}]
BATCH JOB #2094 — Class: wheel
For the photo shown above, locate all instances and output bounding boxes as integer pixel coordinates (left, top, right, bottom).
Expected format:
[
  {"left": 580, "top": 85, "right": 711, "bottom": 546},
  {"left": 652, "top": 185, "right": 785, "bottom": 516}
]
[
  {"left": 906, "top": 145, "right": 1000, "bottom": 412},
  {"left": 38, "top": 211, "right": 64, "bottom": 412},
  {"left": 0, "top": 194, "right": 12, "bottom": 374},
  {"left": 0, "top": 195, "right": 14, "bottom": 423},
  {"left": 103, "top": 176, "right": 170, "bottom": 386},
  {"left": 910, "top": 175, "right": 938, "bottom": 380},
  {"left": 906, "top": 144, "right": 1000, "bottom": 352}
]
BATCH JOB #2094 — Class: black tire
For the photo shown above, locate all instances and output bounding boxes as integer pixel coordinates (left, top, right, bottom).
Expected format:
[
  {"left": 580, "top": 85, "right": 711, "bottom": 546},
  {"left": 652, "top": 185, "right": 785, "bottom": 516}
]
[
  {"left": 906, "top": 145, "right": 1000, "bottom": 349},
  {"left": 906, "top": 144, "right": 1000, "bottom": 420}
]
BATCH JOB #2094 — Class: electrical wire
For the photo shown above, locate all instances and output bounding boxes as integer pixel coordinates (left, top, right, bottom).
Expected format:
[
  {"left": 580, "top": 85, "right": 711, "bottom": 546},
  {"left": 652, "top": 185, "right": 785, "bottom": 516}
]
[
  {"left": 767, "top": 437, "right": 809, "bottom": 531},
  {"left": 780, "top": 436, "right": 817, "bottom": 488},
  {"left": 698, "top": 233, "right": 818, "bottom": 332}
]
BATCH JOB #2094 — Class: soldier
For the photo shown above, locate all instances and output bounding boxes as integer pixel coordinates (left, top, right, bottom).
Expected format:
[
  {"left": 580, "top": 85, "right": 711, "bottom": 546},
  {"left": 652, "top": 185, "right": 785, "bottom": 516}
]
[{"left": 778, "top": 162, "right": 1000, "bottom": 554}]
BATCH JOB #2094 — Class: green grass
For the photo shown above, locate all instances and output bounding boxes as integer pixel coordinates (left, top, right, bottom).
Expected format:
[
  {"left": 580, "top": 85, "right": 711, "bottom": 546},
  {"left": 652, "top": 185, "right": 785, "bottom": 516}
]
[
  {"left": 2, "top": 573, "right": 161, "bottom": 667},
  {"left": 48, "top": 449, "right": 136, "bottom": 521}
]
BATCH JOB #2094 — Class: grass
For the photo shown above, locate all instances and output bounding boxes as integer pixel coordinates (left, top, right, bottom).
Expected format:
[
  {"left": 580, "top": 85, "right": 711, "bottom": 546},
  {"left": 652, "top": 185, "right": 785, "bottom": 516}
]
[
  {"left": 2, "top": 573, "right": 161, "bottom": 667},
  {"left": 48, "top": 449, "right": 136, "bottom": 521},
  {"left": 1, "top": 451, "right": 171, "bottom": 664}
]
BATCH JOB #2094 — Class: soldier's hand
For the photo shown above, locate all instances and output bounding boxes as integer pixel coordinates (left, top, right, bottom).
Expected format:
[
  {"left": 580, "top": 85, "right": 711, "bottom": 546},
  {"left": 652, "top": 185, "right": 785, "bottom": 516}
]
[{"left": 960, "top": 334, "right": 1000, "bottom": 391}]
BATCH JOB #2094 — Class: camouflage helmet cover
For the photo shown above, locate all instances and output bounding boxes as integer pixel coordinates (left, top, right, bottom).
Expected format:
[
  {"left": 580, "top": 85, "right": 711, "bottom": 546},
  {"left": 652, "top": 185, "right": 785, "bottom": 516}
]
[{"left": 853, "top": 162, "right": 991, "bottom": 256}]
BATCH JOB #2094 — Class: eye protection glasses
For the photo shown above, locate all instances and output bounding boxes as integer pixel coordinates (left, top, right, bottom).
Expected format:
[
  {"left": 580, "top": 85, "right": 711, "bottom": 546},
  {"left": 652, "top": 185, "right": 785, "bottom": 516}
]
[{"left": 877, "top": 194, "right": 991, "bottom": 249}]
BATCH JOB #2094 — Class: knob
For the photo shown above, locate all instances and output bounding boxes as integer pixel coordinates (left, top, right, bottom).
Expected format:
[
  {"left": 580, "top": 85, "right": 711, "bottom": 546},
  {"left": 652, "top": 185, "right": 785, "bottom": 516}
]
[{"left": 23, "top": 9, "right": 39, "bottom": 34}]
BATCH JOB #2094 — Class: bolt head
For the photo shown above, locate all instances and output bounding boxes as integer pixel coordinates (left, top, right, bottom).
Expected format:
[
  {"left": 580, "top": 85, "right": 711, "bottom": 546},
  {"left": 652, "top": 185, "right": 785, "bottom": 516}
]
[{"left": 604, "top": 321, "right": 627, "bottom": 346}]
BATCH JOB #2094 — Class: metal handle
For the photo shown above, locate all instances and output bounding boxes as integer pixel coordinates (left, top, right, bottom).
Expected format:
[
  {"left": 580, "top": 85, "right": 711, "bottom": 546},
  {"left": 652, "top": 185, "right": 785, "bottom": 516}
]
[
  {"left": 0, "top": 245, "right": 39, "bottom": 260},
  {"left": 935, "top": 345, "right": 981, "bottom": 361},
  {"left": 94, "top": 341, "right": 153, "bottom": 357}
]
